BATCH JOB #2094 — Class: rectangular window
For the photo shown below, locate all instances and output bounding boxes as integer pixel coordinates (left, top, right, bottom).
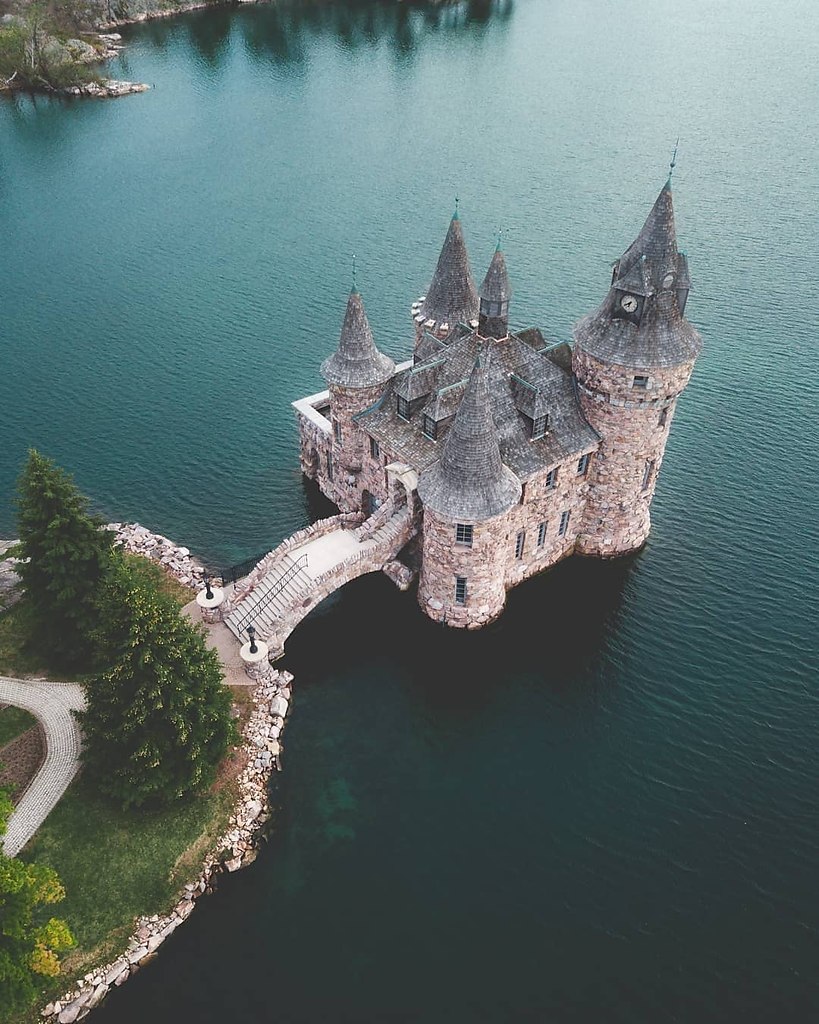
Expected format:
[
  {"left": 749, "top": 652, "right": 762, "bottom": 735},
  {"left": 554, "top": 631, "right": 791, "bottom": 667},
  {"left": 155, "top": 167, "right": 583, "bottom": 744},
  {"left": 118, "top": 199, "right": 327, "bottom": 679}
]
[
  {"left": 515, "top": 530, "right": 525, "bottom": 559},
  {"left": 577, "top": 453, "right": 590, "bottom": 476},
  {"left": 422, "top": 415, "right": 438, "bottom": 441},
  {"left": 532, "top": 414, "right": 549, "bottom": 440},
  {"left": 333, "top": 419, "right": 342, "bottom": 443},
  {"left": 455, "top": 577, "right": 467, "bottom": 605},
  {"left": 642, "top": 459, "right": 655, "bottom": 491},
  {"left": 545, "top": 467, "right": 558, "bottom": 489},
  {"left": 455, "top": 524, "right": 473, "bottom": 547},
  {"left": 326, "top": 452, "right": 334, "bottom": 483},
  {"left": 558, "top": 510, "right": 571, "bottom": 536},
  {"left": 537, "top": 522, "right": 547, "bottom": 547},
  {"left": 370, "top": 436, "right": 381, "bottom": 459},
  {"left": 396, "top": 396, "right": 410, "bottom": 421},
  {"left": 658, "top": 407, "right": 669, "bottom": 427},
  {"left": 632, "top": 375, "right": 649, "bottom": 389}
]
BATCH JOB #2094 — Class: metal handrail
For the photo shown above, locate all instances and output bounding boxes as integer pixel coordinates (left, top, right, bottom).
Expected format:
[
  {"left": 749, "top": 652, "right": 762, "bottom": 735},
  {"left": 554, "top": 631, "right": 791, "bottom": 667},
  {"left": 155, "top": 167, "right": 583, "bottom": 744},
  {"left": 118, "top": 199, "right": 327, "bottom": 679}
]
[
  {"left": 218, "top": 551, "right": 270, "bottom": 587},
  {"left": 232, "top": 554, "right": 309, "bottom": 634}
]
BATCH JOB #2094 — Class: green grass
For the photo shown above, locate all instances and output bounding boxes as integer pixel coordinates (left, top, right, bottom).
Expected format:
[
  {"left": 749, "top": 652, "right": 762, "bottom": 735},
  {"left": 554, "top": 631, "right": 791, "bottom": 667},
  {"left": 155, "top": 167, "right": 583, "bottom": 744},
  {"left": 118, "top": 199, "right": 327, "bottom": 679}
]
[
  {"left": 0, "top": 601, "right": 55, "bottom": 679},
  {"left": 0, "top": 706, "right": 36, "bottom": 747},
  {"left": 5, "top": 773, "right": 236, "bottom": 1022}
]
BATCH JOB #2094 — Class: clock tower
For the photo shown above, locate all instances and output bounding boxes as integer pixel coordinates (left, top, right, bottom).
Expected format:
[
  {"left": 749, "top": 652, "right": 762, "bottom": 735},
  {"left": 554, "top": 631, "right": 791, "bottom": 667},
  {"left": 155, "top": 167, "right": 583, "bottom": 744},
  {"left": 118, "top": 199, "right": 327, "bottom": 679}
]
[{"left": 571, "top": 177, "right": 702, "bottom": 557}]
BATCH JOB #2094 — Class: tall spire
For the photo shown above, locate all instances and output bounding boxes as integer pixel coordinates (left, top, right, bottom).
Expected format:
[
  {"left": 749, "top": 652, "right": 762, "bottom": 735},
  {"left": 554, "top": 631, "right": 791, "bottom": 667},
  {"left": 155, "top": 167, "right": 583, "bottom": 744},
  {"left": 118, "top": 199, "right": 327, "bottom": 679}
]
[
  {"left": 478, "top": 243, "right": 512, "bottom": 340},
  {"left": 420, "top": 210, "right": 479, "bottom": 328},
  {"left": 573, "top": 180, "right": 701, "bottom": 368},
  {"left": 417, "top": 354, "right": 521, "bottom": 521},
  {"left": 321, "top": 287, "right": 395, "bottom": 388}
]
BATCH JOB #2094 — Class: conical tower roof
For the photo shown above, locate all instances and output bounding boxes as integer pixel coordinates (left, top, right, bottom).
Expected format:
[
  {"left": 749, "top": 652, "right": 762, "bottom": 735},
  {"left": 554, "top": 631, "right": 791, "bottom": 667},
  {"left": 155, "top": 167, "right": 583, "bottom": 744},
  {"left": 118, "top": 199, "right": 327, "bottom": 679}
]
[
  {"left": 420, "top": 210, "right": 479, "bottom": 327},
  {"left": 480, "top": 243, "right": 512, "bottom": 305},
  {"left": 417, "top": 354, "right": 521, "bottom": 521},
  {"left": 573, "top": 180, "right": 702, "bottom": 369},
  {"left": 321, "top": 288, "right": 395, "bottom": 388}
]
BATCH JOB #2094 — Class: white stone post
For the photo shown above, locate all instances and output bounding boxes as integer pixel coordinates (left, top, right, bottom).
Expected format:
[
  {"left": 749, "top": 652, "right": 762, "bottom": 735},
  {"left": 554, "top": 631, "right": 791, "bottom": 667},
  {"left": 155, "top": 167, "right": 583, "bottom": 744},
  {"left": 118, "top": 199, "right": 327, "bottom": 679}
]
[
  {"left": 240, "top": 640, "right": 273, "bottom": 683},
  {"left": 196, "top": 586, "right": 225, "bottom": 624}
]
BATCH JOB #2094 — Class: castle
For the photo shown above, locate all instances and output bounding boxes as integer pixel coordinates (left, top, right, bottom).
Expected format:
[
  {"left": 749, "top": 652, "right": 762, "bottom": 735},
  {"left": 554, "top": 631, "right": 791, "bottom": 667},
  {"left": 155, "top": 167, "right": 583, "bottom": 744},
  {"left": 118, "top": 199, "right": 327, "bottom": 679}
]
[{"left": 294, "top": 178, "right": 702, "bottom": 629}]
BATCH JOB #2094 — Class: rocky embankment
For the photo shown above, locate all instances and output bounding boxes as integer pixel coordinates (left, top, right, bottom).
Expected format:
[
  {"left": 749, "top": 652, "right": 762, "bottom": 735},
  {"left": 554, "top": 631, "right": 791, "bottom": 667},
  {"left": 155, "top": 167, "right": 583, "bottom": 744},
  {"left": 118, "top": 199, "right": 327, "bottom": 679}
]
[
  {"left": 40, "top": 668, "right": 293, "bottom": 1024},
  {"left": 105, "top": 521, "right": 212, "bottom": 586},
  {"left": 0, "top": 540, "right": 21, "bottom": 613}
]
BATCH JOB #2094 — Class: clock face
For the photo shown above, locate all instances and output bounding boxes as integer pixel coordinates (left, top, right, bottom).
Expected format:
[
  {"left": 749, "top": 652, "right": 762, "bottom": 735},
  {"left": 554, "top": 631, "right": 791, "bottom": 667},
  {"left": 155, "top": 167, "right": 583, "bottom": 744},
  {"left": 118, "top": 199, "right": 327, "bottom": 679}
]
[
  {"left": 620, "top": 294, "right": 638, "bottom": 314},
  {"left": 662, "top": 273, "right": 675, "bottom": 289}
]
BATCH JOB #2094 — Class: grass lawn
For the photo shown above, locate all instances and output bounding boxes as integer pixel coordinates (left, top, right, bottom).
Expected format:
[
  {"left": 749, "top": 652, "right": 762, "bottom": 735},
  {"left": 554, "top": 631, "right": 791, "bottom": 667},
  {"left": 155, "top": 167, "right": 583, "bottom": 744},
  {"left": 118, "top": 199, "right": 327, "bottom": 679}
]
[
  {"left": 0, "top": 706, "right": 36, "bottom": 747},
  {"left": 0, "top": 601, "right": 54, "bottom": 679}
]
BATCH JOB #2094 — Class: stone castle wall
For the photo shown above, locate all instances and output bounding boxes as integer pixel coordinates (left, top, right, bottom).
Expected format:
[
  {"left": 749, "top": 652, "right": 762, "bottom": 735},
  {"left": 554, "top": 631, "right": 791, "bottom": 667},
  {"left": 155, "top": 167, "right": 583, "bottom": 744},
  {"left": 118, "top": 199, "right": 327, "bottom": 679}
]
[
  {"left": 572, "top": 347, "right": 695, "bottom": 556},
  {"left": 417, "top": 508, "right": 511, "bottom": 628}
]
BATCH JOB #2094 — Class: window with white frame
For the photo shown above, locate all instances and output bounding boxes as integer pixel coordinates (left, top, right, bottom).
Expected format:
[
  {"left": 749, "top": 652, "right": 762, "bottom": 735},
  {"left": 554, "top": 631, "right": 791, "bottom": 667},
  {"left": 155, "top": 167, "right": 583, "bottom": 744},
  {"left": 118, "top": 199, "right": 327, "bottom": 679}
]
[
  {"left": 370, "top": 436, "right": 381, "bottom": 459},
  {"left": 577, "top": 453, "right": 590, "bottom": 476},
  {"left": 455, "top": 524, "right": 473, "bottom": 547},
  {"left": 537, "top": 522, "right": 547, "bottom": 547},
  {"left": 558, "top": 510, "right": 570, "bottom": 536},
  {"left": 455, "top": 577, "right": 467, "bottom": 605},
  {"left": 642, "top": 459, "right": 655, "bottom": 491},
  {"left": 545, "top": 467, "right": 558, "bottom": 489},
  {"left": 515, "top": 531, "right": 525, "bottom": 559},
  {"left": 632, "top": 375, "right": 649, "bottom": 389},
  {"left": 396, "top": 396, "right": 410, "bottom": 421},
  {"left": 333, "top": 419, "right": 342, "bottom": 443}
]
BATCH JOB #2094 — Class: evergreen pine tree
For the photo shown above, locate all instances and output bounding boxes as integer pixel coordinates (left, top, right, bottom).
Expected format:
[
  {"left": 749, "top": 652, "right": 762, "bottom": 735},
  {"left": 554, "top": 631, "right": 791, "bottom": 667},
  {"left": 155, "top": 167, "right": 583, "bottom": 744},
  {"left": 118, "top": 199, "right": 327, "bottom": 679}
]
[
  {"left": 15, "top": 450, "right": 114, "bottom": 669},
  {"left": 79, "top": 559, "right": 233, "bottom": 809}
]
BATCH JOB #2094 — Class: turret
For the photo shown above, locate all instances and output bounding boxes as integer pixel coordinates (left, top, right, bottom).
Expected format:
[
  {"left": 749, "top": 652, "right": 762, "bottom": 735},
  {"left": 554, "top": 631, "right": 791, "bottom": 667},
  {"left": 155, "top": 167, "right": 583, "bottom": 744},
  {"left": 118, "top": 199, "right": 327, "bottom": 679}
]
[
  {"left": 478, "top": 238, "right": 512, "bottom": 340},
  {"left": 417, "top": 353, "right": 521, "bottom": 626},
  {"left": 412, "top": 203, "right": 479, "bottom": 350},
  {"left": 572, "top": 175, "right": 703, "bottom": 556},
  {"left": 320, "top": 284, "right": 395, "bottom": 511}
]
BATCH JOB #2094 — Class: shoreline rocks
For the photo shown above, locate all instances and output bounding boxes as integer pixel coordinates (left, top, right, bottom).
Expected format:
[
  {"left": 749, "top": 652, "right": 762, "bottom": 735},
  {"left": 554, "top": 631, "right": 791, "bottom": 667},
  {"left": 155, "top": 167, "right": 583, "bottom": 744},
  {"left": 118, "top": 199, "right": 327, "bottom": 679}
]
[
  {"left": 105, "top": 522, "right": 209, "bottom": 589},
  {"left": 41, "top": 668, "right": 293, "bottom": 1023}
]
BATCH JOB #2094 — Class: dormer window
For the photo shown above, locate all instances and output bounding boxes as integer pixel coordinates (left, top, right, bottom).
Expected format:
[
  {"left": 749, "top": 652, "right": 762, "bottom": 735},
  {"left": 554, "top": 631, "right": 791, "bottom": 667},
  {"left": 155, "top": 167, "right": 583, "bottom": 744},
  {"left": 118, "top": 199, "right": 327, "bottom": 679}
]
[
  {"left": 422, "top": 415, "right": 437, "bottom": 441},
  {"left": 632, "top": 375, "right": 649, "bottom": 390},
  {"left": 396, "top": 396, "right": 410, "bottom": 421},
  {"left": 532, "top": 414, "right": 549, "bottom": 440}
]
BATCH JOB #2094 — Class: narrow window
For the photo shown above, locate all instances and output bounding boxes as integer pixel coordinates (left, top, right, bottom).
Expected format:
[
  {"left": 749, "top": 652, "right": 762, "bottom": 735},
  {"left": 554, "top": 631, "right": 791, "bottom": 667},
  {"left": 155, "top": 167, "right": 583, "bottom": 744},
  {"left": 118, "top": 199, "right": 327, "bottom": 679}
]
[
  {"left": 455, "top": 576, "right": 467, "bottom": 605},
  {"left": 537, "top": 522, "right": 547, "bottom": 547},
  {"left": 658, "top": 407, "right": 669, "bottom": 428},
  {"left": 326, "top": 452, "right": 334, "bottom": 483},
  {"left": 642, "top": 459, "right": 655, "bottom": 491},
  {"left": 532, "top": 414, "right": 549, "bottom": 440},
  {"left": 545, "top": 467, "right": 558, "bottom": 489},
  {"left": 422, "top": 415, "right": 437, "bottom": 441},
  {"left": 577, "top": 453, "right": 590, "bottom": 476},
  {"left": 333, "top": 419, "right": 342, "bottom": 443},
  {"left": 558, "top": 510, "right": 570, "bottom": 537},
  {"left": 396, "top": 396, "right": 410, "bottom": 421},
  {"left": 515, "top": 530, "right": 525, "bottom": 559},
  {"left": 455, "top": 524, "right": 473, "bottom": 547},
  {"left": 370, "top": 436, "right": 381, "bottom": 460},
  {"left": 632, "top": 375, "right": 649, "bottom": 389}
]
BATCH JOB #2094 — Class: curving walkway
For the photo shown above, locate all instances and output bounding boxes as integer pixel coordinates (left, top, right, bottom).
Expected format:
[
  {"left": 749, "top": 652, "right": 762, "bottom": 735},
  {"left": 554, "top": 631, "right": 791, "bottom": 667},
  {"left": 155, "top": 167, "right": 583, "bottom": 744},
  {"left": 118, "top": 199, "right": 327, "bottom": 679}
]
[{"left": 0, "top": 676, "right": 85, "bottom": 857}]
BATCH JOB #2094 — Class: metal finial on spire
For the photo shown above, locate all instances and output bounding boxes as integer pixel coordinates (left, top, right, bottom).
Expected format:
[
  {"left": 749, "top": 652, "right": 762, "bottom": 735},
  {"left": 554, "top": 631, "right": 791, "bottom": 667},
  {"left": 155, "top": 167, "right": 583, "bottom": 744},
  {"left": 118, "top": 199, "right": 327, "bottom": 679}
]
[
  {"left": 495, "top": 227, "right": 503, "bottom": 252},
  {"left": 667, "top": 138, "right": 679, "bottom": 184},
  {"left": 454, "top": 195, "right": 460, "bottom": 220},
  {"left": 352, "top": 253, "right": 357, "bottom": 293}
]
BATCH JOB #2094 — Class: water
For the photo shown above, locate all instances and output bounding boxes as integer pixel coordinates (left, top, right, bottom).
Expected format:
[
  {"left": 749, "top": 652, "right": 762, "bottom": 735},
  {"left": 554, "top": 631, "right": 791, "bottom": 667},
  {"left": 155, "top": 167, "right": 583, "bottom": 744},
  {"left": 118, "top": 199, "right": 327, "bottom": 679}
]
[{"left": 2, "top": 0, "right": 819, "bottom": 1019}]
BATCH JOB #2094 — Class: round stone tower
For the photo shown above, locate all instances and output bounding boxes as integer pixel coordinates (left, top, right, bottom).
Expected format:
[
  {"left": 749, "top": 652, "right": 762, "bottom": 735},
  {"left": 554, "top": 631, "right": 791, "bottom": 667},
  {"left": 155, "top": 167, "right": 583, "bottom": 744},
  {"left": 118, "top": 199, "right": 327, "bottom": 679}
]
[
  {"left": 417, "top": 353, "right": 521, "bottom": 627},
  {"left": 321, "top": 285, "right": 395, "bottom": 510},
  {"left": 411, "top": 204, "right": 479, "bottom": 351},
  {"left": 572, "top": 178, "right": 703, "bottom": 557}
]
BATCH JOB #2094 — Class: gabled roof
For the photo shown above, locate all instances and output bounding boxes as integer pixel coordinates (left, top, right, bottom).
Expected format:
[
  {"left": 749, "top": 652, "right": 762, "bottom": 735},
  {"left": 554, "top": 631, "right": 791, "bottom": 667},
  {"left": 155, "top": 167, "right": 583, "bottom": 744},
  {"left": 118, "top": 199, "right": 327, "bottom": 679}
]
[
  {"left": 420, "top": 213, "right": 480, "bottom": 327},
  {"left": 574, "top": 182, "right": 702, "bottom": 368},
  {"left": 417, "top": 355, "right": 522, "bottom": 521},
  {"left": 321, "top": 289, "right": 395, "bottom": 388}
]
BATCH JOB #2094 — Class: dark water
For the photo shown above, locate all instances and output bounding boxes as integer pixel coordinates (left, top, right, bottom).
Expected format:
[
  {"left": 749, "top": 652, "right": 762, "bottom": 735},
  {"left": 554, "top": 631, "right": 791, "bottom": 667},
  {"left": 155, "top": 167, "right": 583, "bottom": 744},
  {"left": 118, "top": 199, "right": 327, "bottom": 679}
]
[{"left": 2, "top": 0, "right": 819, "bottom": 1020}]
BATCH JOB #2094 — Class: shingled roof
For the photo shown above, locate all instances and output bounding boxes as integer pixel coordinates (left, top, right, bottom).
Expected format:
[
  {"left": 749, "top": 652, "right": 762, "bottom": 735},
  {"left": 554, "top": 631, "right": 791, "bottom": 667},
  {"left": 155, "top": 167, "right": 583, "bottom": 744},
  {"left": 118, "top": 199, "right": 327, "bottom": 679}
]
[
  {"left": 480, "top": 245, "right": 512, "bottom": 305},
  {"left": 573, "top": 181, "right": 702, "bottom": 369},
  {"left": 321, "top": 288, "right": 395, "bottom": 388},
  {"left": 419, "top": 211, "right": 480, "bottom": 328},
  {"left": 417, "top": 354, "right": 522, "bottom": 521}
]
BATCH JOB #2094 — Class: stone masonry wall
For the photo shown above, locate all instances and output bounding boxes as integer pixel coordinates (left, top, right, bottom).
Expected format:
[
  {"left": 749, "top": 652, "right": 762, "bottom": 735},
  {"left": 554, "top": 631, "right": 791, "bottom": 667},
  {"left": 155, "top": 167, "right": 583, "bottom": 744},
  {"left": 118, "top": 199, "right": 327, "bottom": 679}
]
[
  {"left": 417, "top": 508, "right": 511, "bottom": 629},
  {"left": 572, "top": 347, "right": 695, "bottom": 556}
]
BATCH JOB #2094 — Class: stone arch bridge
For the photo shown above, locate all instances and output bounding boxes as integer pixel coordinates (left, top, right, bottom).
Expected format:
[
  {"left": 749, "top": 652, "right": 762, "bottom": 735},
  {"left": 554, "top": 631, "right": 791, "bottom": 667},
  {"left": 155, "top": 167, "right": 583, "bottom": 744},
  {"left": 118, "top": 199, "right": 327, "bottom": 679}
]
[{"left": 221, "top": 465, "right": 418, "bottom": 661}]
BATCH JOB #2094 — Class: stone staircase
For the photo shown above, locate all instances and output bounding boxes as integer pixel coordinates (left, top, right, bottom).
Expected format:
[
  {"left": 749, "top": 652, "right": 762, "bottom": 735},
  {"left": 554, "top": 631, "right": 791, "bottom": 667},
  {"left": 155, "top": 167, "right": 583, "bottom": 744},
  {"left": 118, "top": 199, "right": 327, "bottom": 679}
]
[{"left": 223, "top": 553, "right": 311, "bottom": 643}]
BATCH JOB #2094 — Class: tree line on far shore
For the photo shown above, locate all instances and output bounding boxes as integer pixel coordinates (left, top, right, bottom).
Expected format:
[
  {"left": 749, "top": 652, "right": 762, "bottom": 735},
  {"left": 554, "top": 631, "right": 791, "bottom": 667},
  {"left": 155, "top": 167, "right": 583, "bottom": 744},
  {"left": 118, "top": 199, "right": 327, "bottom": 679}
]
[{"left": 1, "top": 450, "right": 233, "bottom": 1013}]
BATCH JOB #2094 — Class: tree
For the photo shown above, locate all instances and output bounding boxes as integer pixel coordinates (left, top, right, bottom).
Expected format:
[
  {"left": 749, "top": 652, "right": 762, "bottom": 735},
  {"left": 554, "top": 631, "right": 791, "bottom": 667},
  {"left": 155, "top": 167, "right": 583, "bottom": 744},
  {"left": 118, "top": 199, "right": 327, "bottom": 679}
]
[
  {"left": 78, "top": 559, "right": 233, "bottom": 810},
  {"left": 0, "top": 790, "right": 74, "bottom": 1012},
  {"left": 15, "top": 450, "right": 114, "bottom": 670}
]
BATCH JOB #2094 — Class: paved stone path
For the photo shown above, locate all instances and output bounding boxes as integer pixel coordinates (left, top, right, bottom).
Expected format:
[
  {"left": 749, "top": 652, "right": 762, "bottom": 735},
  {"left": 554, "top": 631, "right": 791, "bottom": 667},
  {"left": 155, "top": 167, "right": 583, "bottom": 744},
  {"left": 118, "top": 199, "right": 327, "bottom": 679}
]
[{"left": 0, "top": 676, "right": 85, "bottom": 857}]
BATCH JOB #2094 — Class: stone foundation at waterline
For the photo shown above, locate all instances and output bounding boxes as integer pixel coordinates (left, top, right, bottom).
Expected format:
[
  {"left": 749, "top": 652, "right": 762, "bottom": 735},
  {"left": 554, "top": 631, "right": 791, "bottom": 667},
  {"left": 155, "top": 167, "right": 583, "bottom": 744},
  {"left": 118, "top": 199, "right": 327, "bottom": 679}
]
[{"left": 40, "top": 670, "right": 294, "bottom": 1024}]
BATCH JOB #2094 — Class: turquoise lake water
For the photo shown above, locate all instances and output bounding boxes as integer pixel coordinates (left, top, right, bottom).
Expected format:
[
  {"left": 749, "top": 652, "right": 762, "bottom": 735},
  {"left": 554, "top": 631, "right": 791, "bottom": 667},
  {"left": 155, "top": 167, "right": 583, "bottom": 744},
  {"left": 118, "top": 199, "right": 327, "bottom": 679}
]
[{"left": 2, "top": 0, "right": 819, "bottom": 1019}]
